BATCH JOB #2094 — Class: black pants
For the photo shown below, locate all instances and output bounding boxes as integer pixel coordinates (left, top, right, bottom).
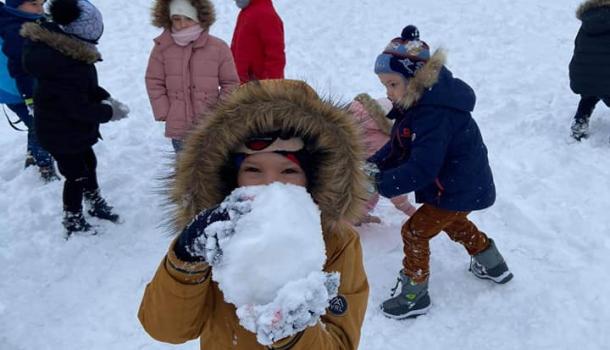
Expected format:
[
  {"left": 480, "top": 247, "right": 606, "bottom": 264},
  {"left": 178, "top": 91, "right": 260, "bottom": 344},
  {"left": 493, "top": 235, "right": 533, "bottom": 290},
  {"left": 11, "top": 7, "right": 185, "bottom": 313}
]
[
  {"left": 574, "top": 96, "right": 610, "bottom": 123},
  {"left": 53, "top": 148, "right": 99, "bottom": 212}
]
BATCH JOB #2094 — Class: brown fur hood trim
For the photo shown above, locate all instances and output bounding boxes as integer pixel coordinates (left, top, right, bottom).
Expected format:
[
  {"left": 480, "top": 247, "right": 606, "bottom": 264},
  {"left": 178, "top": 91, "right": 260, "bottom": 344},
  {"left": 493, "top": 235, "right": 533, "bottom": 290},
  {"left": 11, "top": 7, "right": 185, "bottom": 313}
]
[
  {"left": 577, "top": 0, "right": 610, "bottom": 19},
  {"left": 399, "top": 49, "right": 446, "bottom": 109},
  {"left": 152, "top": 0, "right": 216, "bottom": 30},
  {"left": 171, "top": 80, "right": 369, "bottom": 235},
  {"left": 20, "top": 22, "right": 100, "bottom": 64},
  {"left": 353, "top": 93, "right": 392, "bottom": 135}
]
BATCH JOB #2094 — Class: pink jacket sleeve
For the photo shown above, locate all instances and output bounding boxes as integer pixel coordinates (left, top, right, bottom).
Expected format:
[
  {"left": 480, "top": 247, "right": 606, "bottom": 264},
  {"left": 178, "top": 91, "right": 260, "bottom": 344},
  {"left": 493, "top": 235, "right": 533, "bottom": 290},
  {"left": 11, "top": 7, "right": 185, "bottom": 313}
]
[
  {"left": 145, "top": 44, "right": 170, "bottom": 121},
  {"left": 218, "top": 46, "right": 240, "bottom": 100}
]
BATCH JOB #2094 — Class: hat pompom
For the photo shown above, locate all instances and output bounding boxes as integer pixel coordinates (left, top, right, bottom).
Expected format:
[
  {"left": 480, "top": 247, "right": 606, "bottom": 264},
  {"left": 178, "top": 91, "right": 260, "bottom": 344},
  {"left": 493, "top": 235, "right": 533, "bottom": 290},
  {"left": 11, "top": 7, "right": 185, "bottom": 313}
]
[
  {"left": 49, "top": 0, "right": 82, "bottom": 26},
  {"left": 401, "top": 25, "right": 420, "bottom": 41}
]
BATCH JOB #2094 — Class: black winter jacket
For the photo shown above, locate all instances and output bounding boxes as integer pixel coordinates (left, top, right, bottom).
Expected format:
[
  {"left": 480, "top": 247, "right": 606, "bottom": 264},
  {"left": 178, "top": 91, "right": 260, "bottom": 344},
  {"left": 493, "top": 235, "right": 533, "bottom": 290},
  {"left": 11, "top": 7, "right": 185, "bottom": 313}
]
[
  {"left": 569, "top": 0, "right": 610, "bottom": 96},
  {"left": 20, "top": 21, "right": 112, "bottom": 154}
]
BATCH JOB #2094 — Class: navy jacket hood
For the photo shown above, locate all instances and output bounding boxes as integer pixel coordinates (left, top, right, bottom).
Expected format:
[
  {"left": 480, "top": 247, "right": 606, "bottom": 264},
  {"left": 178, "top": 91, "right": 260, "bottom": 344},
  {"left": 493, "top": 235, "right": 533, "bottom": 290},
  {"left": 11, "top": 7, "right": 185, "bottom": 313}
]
[{"left": 418, "top": 67, "right": 476, "bottom": 113}]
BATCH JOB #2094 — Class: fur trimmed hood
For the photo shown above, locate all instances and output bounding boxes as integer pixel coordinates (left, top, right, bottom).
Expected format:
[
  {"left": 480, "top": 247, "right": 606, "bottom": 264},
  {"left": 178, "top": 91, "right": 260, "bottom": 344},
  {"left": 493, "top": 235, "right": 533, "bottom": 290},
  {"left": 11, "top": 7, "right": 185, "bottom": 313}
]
[
  {"left": 398, "top": 49, "right": 446, "bottom": 109},
  {"left": 577, "top": 0, "right": 610, "bottom": 19},
  {"left": 20, "top": 22, "right": 100, "bottom": 63},
  {"left": 152, "top": 0, "right": 215, "bottom": 30},
  {"left": 170, "top": 80, "right": 368, "bottom": 235},
  {"left": 353, "top": 93, "right": 392, "bottom": 135}
]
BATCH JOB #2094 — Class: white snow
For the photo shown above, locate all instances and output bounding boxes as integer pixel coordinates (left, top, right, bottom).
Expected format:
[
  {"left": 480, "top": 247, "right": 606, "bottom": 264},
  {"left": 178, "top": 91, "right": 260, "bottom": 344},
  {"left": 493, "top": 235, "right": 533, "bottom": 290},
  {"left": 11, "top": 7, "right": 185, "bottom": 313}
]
[
  {"left": 1, "top": 0, "right": 609, "bottom": 349},
  {"left": 211, "top": 183, "right": 326, "bottom": 307}
]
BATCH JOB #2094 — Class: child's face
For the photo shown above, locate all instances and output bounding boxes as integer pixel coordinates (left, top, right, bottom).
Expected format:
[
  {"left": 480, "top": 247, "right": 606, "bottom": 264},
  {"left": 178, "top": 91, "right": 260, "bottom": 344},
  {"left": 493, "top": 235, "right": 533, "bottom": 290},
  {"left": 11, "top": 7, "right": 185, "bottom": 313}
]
[
  {"left": 171, "top": 15, "right": 198, "bottom": 31},
  {"left": 378, "top": 73, "right": 408, "bottom": 105},
  {"left": 18, "top": 0, "right": 45, "bottom": 15},
  {"left": 237, "top": 152, "right": 307, "bottom": 188}
]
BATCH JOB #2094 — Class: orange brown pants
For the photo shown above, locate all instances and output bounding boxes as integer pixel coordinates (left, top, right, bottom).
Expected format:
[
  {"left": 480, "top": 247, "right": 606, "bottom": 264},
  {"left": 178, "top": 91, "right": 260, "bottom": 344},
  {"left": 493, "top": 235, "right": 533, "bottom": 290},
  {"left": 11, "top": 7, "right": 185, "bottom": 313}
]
[{"left": 401, "top": 204, "right": 490, "bottom": 284}]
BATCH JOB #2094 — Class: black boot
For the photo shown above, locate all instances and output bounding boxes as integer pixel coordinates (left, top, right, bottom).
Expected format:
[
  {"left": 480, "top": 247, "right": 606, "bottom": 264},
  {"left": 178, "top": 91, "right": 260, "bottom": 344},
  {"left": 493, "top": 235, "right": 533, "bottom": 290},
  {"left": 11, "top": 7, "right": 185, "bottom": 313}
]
[
  {"left": 84, "top": 189, "right": 120, "bottom": 223},
  {"left": 63, "top": 210, "right": 97, "bottom": 236},
  {"left": 571, "top": 116, "right": 590, "bottom": 141},
  {"left": 39, "top": 165, "right": 60, "bottom": 183},
  {"left": 24, "top": 151, "right": 35, "bottom": 168}
]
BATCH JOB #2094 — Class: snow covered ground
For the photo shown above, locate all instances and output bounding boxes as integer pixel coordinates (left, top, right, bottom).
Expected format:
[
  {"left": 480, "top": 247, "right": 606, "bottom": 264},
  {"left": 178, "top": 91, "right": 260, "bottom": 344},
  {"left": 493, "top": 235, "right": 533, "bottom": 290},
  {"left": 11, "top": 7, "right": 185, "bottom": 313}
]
[{"left": 1, "top": 0, "right": 609, "bottom": 349}]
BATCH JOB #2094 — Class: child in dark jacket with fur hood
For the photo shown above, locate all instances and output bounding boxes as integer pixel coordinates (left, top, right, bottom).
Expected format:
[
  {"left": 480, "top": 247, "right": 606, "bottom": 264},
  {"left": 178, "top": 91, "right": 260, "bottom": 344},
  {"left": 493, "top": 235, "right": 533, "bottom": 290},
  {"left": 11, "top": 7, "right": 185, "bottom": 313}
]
[
  {"left": 21, "top": 0, "right": 129, "bottom": 236},
  {"left": 368, "top": 25, "right": 513, "bottom": 319},
  {"left": 569, "top": 0, "right": 610, "bottom": 141}
]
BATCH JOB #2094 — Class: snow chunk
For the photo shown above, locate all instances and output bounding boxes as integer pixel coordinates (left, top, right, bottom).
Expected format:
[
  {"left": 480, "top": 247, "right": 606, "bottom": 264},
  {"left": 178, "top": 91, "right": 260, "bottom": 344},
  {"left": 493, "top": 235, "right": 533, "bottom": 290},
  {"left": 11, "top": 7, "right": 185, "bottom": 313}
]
[{"left": 212, "top": 183, "right": 328, "bottom": 306}]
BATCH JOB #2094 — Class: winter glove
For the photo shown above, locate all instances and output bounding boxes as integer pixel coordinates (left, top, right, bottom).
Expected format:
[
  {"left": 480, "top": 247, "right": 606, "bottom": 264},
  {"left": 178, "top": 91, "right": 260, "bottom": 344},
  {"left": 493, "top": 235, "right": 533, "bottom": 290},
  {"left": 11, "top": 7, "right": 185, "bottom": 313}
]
[
  {"left": 102, "top": 97, "right": 130, "bottom": 122},
  {"left": 24, "top": 98, "right": 35, "bottom": 117},
  {"left": 173, "top": 192, "right": 254, "bottom": 265},
  {"left": 237, "top": 271, "right": 340, "bottom": 346},
  {"left": 362, "top": 161, "right": 380, "bottom": 194}
]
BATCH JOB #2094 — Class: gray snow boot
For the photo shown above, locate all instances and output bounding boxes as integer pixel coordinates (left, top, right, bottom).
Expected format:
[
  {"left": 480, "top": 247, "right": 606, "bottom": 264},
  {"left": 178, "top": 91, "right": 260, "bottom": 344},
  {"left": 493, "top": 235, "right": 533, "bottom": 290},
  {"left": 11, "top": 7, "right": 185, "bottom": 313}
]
[
  {"left": 470, "top": 239, "right": 513, "bottom": 284},
  {"left": 380, "top": 270, "right": 431, "bottom": 319}
]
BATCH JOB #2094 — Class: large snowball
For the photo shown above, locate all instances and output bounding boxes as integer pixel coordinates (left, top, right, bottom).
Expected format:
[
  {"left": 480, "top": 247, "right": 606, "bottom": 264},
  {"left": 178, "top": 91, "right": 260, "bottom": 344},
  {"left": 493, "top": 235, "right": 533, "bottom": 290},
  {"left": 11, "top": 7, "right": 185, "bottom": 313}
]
[{"left": 212, "top": 183, "right": 326, "bottom": 307}]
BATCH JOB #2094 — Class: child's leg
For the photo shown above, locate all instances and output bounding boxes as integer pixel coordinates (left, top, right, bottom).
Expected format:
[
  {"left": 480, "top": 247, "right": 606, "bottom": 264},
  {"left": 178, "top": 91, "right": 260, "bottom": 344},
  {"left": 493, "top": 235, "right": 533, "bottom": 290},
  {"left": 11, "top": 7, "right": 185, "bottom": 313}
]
[
  {"left": 353, "top": 193, "right": 381, "bottom": 225},
  {"left": 401, "top": 204, "right": 464, "bottom": 283},
  {"left": 172, "top": 139, "right": 184, "bottom": 153},
  {"left": 575, "top": 95, "right": 599, "bottom": 122},
  {"left": 390, "top": 194, "right": 417, "bottom": 217},
  {"left": 571, "top": 96, "right": 599, "bottom": 140},
  {"left": 6, "top": 103, "right": 54, "bottom": 168},
  {"left": 53, "top": 152, "right": 89, "bottom": 213},
  {"left": 81, "top": 148, "right": 100, "bottom": 193},
  {"left": 442, "top": 214, "right": 490, "bottom": 256}
]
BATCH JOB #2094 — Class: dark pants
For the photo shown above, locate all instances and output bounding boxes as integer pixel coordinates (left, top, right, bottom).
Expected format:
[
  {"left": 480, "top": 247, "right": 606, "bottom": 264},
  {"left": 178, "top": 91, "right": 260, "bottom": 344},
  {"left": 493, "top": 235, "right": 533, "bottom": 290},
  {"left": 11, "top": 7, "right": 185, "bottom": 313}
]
[
  {"left": 574, "top": 96, "right": 610, "bottom": 123},
  {"left": 171, "top": 138, "right": 183, "bottom": 153},
  {"left": 401, "top": 204, "right": 490, "bottom": 284},
  {"left": 6, "top": 103, "right": 53, "bottom": 167},
  {"left": 53, "top": 148, "right": 99, "bottom": 212}
]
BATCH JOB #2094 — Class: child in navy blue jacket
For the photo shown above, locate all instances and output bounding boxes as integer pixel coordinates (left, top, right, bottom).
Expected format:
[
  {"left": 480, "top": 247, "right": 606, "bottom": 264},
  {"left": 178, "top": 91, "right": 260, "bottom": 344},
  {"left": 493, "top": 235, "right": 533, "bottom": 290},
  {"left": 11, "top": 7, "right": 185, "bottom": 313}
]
[
  {"left": 0, "top": 0, "right": 57, "bottom": 181},
  {"left": 369, "top": 25, "right": 513, "bottom": 319}
]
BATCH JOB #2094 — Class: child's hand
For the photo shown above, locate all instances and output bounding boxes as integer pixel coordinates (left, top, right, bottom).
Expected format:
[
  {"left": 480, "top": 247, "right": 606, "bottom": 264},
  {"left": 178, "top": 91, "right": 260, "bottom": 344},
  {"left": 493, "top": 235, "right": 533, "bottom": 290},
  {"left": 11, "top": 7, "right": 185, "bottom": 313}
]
[
  {"left": 236, "top": 271, "right": 340, "bottom": 346},
  {"left": 362, "top": 162, "right": 380, "bottom": 194},
  {"left": 174, "top": 194, "right": 254, "bottom": 265}
]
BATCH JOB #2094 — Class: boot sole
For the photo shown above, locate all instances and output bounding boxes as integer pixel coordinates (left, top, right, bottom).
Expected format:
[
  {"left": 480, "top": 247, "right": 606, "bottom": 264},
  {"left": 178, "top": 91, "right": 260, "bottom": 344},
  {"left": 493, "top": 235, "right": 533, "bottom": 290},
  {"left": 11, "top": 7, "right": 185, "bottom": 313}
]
[
  {"left": 380, "top": 294, "right": 431, "bottom": 320},
  {"left": 471, "top": 269, "right": 513, "bottom": 284},
  {"left": 381, "top": 305, "right": 431, "bottom": 320}
]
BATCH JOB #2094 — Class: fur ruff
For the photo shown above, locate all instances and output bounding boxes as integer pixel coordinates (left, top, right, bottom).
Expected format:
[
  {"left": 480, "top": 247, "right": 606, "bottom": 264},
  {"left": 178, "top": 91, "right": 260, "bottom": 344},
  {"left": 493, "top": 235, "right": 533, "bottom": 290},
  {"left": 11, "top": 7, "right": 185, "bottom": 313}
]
[
  {"left": 170, "top": 80, "right": 368, "bottom": 235},
  {"left": 353, "top": 93, "right": 392, "bottom": 135},
  {"left": 152, "top": 0, "right": 216, "bottom": 30},
  {"left": 577, "top": 0, "right": 610, "bottom": 19},
  {"left": 20, "top": 22, "right": 101, "bottom": 64},
  {"left": 398, "top": 49, "right": 446, "bottom": 109}
]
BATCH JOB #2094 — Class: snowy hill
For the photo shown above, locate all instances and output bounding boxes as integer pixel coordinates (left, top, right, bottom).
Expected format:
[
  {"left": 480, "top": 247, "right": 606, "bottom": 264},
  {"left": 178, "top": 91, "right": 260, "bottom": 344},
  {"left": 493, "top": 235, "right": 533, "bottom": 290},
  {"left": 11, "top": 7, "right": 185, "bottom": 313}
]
[{"left": 1, "top": 0, "right": 609, "bottom": 349}]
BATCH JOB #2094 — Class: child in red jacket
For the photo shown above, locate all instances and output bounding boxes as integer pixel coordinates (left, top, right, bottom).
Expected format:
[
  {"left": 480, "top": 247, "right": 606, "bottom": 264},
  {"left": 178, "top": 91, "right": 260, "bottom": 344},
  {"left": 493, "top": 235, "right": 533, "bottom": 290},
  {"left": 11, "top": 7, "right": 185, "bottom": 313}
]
[{"left": 231, "top": 0, "right": 285, "bottom": 83}]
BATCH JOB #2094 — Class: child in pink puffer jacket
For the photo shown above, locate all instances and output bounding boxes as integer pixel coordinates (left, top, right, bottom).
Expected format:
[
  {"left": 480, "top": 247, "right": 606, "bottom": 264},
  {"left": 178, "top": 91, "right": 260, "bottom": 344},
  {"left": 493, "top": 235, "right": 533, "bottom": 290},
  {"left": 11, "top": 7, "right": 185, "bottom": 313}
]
[
  {"left": 348, "top": 93, "right": 417, "bottom": 225},
  {"left": 146, "top": 0, "right": 240, "bottom": 152}
]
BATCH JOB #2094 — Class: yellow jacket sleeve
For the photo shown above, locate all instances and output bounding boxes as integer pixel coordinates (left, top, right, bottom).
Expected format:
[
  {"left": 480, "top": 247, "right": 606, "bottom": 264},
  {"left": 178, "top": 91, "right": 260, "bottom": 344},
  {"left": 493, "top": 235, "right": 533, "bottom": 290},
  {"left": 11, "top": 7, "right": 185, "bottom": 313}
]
[{"left": 138, "top": 242, "right": 213, "bottom": 344}]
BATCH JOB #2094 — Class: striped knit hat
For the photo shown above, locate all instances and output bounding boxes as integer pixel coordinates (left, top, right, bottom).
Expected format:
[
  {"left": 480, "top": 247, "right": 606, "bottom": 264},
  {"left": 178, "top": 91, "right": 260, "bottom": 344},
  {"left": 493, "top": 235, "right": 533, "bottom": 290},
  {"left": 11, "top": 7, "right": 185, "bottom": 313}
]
[{"left": 374, "top": 25, "right": 430, "bottom": 79}]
